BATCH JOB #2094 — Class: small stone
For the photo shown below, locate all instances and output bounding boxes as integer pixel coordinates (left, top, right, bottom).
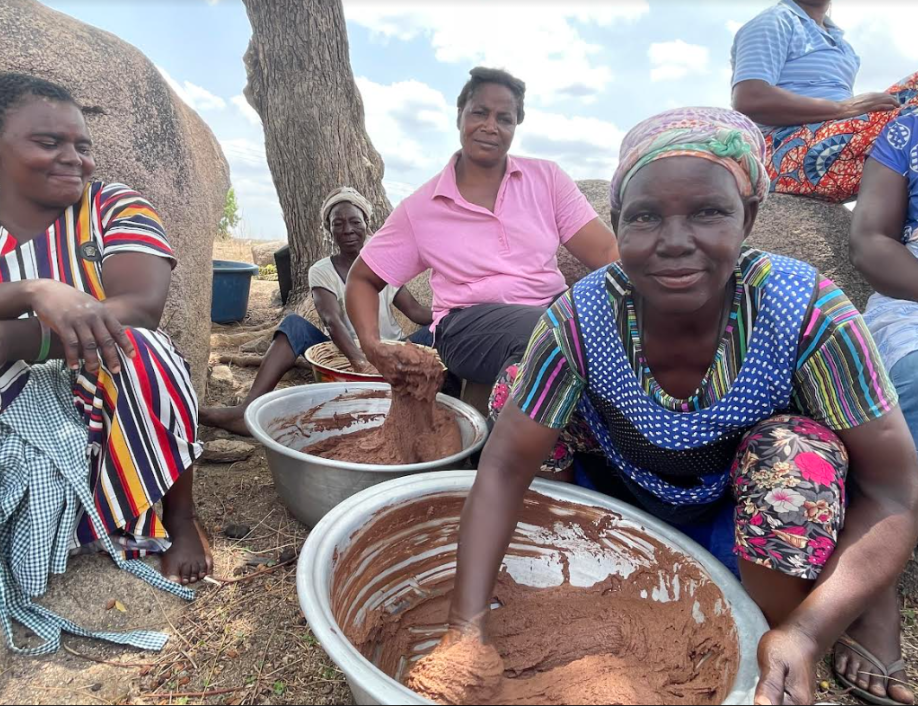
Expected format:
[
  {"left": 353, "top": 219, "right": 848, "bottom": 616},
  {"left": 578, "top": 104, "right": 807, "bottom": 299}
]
[
  {"left": 224, "top": 523, "right": 251, "bottom": 539},
  {"left": 203, "top": 439, "right": 255, "bottom": 463},
  {"left": 278, "top": 548, "right": 297, "bottom": 564},
  {"left": 105, "top": 599, "right": 116, "bottom": 611},
  {"left": 91, "top": 684, "right": 102, "bottom": 692}
]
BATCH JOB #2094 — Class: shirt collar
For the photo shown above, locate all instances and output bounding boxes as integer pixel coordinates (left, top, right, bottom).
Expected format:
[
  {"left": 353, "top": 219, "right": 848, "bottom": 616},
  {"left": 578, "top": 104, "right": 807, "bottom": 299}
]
[
  {"left": 780, "top": 0, "right": 843, "bottom": 33},
  {"left": 431, "top": 151, "right": 523, "bottom": 201}
]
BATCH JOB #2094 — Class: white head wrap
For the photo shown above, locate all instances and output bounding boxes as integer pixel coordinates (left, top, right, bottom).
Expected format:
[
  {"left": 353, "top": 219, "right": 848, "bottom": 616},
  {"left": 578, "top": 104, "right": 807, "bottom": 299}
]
[{"left": 320, "top": 186, "right": 374, "bottom": 228}]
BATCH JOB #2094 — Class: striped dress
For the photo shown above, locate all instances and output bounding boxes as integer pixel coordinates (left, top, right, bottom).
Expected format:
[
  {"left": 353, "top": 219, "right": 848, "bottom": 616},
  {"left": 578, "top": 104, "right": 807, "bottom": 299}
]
[{"left": 0, "top": 181, "right": 201, "bottom": 555}]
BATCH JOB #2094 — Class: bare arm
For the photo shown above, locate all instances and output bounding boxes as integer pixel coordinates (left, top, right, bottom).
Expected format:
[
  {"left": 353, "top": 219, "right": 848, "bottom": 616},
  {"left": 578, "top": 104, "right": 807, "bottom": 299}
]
[
  {"left": 393, "top": 286, "right": 433, "bottom": 327},
  {"left": 0, "top": 281, "right": 40, "bottom": 320},
  {"left": 756, "top": 410, "right": 918, "bottom": 703},
  {"left": 345, "top": 257, "right": 386, "bottom": 349},
  {"left": 733, "top": 80, "right": 899, "bottom": 127},
  {"left": 449, "top": 402, "right": 561, "bottom": 630},
  {"left": 795, "top": 411, "right": 918, "bottom": 645},
  {"left": 312, "top": 286, "right": 368, "bottom": 368},
  {"left": 101, "top": 252, "right": 171, "bottom": 329},
  {"left": 850, "top": 159, "right": 918, "bottom": 301},
  {"left": 563, "top": 218, "right": 619, "bottom": 271},
  {"left": 0, "top": 252, "right": 172, "bottom": 372}
]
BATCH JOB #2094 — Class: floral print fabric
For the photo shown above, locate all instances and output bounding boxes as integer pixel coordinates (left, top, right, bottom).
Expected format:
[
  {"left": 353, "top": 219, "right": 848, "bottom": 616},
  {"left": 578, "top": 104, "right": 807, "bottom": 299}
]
[{"left": 732, "top": 414, "right": 847, "bottom": 580}]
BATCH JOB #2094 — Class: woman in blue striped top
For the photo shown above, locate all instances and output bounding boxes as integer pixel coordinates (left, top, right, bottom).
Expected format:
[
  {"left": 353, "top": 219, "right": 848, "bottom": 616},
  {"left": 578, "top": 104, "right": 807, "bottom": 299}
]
[{"left": 732, "top": 0, "right": 918, "bottom": 203}]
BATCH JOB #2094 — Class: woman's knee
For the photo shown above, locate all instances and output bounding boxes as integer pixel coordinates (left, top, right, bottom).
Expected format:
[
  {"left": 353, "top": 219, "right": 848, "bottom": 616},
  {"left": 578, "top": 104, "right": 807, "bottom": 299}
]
[
  {"left": 732, "top": 415, "right": 848, "bottom": 580},
  {"left": 275, "top": 314, "right": 325, "bottom": 357}
]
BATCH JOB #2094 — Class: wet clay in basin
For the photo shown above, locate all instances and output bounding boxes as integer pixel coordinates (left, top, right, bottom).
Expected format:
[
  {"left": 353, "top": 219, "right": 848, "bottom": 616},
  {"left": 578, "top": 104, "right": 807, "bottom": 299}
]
[
  {"left": 333, "top": 492, "right": 740, "bottom": 706},
  {"left": 278, "top": 345, "right": 462, "bottom": 465}
]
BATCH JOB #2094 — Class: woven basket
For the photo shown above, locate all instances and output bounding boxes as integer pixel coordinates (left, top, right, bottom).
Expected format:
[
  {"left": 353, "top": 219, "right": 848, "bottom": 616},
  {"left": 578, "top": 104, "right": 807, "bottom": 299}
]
[{"left": 304, "top": 341, "right": 384, "bottom": 383}]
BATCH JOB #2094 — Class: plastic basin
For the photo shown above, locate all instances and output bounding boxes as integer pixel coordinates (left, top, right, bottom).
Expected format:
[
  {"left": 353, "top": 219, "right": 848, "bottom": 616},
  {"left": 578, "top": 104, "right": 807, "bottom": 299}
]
[{"left": 212, "top": 259, "right": 260, "bottom": 324}]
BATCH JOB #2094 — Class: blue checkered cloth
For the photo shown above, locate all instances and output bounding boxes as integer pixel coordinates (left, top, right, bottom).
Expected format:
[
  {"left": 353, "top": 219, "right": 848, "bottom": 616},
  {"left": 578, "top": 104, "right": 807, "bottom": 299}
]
[{"left": 0, "top": 361, "right": 194, "bottom": 656}]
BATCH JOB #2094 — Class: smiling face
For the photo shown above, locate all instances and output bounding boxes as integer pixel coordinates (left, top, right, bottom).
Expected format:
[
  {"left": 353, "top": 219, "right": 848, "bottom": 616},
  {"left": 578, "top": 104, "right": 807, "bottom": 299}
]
[
  {"left": 457, "top": 82, "right": 519, "bottom": 168},
  {"left": 615, "top": 157, "right": 758, "bottom": 316},
  {"left": 0, "top": 96, "right": 95, "bottom": 211},
  {"left": 328, "top": 202, "right": 368, "bottom": 258}
]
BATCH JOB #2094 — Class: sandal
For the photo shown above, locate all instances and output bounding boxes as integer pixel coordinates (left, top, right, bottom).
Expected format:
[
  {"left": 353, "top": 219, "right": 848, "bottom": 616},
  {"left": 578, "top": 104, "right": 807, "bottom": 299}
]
[{"left": 833, "top": 633, "right": 911, "bottom": 706}]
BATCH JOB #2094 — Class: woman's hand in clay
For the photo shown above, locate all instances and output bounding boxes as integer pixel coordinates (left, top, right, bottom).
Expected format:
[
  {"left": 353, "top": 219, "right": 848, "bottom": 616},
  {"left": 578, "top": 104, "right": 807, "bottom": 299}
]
[
  {"left": 754, "top": 627, "right": 819, "bottom": 705},
  {"left": 348, "top": 351, "right": 376, "bottom": 375},
  {"left": 364, "top": 340, "right": 409, "bottom": 386},
  {"left": 407, "top": 627, "right": 503, "bottom": 704}
]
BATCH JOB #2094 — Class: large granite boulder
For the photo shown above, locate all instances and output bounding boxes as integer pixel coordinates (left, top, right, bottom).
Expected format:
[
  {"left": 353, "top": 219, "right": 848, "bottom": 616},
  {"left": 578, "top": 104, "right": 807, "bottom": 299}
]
[
  {"left": 748, "top": 194, "right": 871, "bottom": 311},
  {"left": 561, "top": 180, "right": 614, "bottom": 286},
  {"left": 0, "top": 0, "right": 231, "bottom": 395},
  {"left": 251, "top": 240, "right": 286, "bottom": 268}
]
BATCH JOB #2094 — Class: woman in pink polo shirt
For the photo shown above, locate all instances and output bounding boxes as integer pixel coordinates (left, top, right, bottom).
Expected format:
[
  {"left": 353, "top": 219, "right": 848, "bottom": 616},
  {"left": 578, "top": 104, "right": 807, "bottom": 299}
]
[{"left": 347, "top": 67, "right": 619, "bottom": 388}]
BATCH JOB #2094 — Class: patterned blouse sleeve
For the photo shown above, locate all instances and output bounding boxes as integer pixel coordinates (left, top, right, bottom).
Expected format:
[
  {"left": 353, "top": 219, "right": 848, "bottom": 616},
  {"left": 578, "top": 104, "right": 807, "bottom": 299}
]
[
  {"left": 510, "top": 291, "right": 587, "bottom": 429},
  {"left": 793, "top": 277, "right": 899, "bottom": 430},
  {"left": 99, "top": 183, "right": 176, "bottom": 267}
]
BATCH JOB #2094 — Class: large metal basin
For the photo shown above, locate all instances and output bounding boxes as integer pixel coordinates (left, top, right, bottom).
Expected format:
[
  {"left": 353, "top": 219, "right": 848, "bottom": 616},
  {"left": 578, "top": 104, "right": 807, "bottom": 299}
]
[
  {"left": 298, "top": 471, "right": 769, "bottom": 705},
  {"left": 245, "top": 384, "right": 488, "bottom": 527}
]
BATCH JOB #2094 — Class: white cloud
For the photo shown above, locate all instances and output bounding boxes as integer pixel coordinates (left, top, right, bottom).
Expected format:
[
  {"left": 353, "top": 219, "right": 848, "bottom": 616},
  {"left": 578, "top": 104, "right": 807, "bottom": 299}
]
[
  {"left": 516, "top": 110, "right": 625, "bottom": 181},
  {"left": 648, "top": 40, "right": 710, "bottom": 82},
  {"left": 356, "top": 76, "right": 453, "bottom": 173},
  {"left": 726, "top": 19, "right": 744, "bottom": 35},
  {"left": 343, "top": 2, "right": 649, "bottom": 105},
  {"left": 156, "top": 66, "right": 226, "bottom": 111},
  {"left": 220, "top": 137, "right": 268, "bottom": 169},
  {"left": 206, "top": 0, "right": 220, "bottom": 4},
  {"left": 232, "top": 95, "right": 262, "bottom": 126}
]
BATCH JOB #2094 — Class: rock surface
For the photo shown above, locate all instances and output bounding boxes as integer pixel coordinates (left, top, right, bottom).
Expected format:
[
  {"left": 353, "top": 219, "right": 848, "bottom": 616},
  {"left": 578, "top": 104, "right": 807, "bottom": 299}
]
[
  {"left": 748, "top": 194, "right": 871, "bottom": 310},
  {"left": 203, "top": 439, "right": 256, "bottom": 464},
  {"left": 251, "top": 240, "right": 287, "bottom": 267},
  {"left": 0, "top": 0, "right": 231, "bottom": 395}
]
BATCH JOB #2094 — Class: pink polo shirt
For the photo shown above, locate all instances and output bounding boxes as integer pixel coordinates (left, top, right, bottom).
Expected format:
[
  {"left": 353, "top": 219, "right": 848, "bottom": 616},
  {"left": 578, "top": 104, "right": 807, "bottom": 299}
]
[{"left": 361, "top": 154, "right": 598, "bottom": 327}]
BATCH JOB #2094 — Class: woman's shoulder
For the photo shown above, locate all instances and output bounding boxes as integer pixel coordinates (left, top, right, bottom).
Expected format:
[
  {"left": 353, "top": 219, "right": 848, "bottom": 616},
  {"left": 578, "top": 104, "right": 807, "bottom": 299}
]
[
  {"left": 736, "top": 2, "right": 798, "bottom": 38},
  {"left": 308, "top": 256, "right": 334, "bottom": 277}
]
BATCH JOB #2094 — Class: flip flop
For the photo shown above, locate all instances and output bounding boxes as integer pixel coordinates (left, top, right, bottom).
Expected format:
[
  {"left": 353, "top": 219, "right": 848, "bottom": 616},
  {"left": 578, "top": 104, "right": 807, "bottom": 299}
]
[{"left": 833, "top": 633, "right": 911, "bottom": 706}]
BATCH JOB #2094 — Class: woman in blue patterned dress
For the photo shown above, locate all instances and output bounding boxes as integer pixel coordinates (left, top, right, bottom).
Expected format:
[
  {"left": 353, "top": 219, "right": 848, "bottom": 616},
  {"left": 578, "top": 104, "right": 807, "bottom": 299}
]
[{"left": 437, "top": 108, "right": 918, "bottom": 705}]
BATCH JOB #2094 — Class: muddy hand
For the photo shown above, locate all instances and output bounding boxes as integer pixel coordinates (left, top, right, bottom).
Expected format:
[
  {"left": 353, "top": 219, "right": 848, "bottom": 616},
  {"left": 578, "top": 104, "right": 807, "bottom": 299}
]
[
  {"left": 365, "top": 340, "right": 409, "bottom": 386},
  {"left": 407, "top": 627, "right": 503, "bottom": 705}
]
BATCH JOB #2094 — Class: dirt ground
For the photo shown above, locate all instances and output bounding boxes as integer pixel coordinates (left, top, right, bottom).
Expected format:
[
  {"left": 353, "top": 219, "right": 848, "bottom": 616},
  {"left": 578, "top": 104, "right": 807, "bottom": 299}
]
[{"left": 0, "top": 238, "right": 916, "bottom": 705}]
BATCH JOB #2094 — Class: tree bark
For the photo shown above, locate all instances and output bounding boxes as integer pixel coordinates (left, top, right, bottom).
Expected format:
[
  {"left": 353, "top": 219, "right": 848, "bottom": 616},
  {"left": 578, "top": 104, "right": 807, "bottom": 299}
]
[{"left": 242, "top": 0, "right": 391, "bottom": 302}]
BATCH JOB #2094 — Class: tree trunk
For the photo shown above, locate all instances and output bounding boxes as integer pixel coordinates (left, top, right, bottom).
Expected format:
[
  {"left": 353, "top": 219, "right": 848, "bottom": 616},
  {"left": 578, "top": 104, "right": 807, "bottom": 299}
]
[{"left": 242, "top": 0, "right": 391, "bottom": 302}]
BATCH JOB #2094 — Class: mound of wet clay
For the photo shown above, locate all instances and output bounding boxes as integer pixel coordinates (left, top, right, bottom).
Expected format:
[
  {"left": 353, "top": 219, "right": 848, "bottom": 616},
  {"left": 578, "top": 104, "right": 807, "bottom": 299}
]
[
  {"left": 398, "top": 574, "right": 734, "bottom": 705},
  {"left": 293, "top": 344, "right": 461, "bottom": 465}
]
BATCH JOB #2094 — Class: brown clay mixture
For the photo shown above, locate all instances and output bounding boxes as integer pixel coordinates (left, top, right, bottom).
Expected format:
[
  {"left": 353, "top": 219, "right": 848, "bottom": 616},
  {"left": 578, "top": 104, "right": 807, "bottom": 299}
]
[
  {"left": 337, "top": 493, "right": 739, "bottom": 706},
  {"left": 277, "top": 344, "right": 461, "bottom": 465}
]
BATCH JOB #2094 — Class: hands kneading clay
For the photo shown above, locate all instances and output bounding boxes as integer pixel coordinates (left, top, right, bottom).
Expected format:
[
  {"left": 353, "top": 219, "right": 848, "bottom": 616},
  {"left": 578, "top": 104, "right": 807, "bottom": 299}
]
[{"left": 302, "top": 343, "right": 462, "bottom": 465}]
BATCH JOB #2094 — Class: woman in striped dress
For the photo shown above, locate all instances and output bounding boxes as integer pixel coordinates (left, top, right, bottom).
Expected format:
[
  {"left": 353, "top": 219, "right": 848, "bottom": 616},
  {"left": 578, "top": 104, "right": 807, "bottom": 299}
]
[
  {"left": 442, "top": 109, "right": 918, "bottom": 705},
  {"left": 0, "top": 73, "right": 210, "bottom": 594}
]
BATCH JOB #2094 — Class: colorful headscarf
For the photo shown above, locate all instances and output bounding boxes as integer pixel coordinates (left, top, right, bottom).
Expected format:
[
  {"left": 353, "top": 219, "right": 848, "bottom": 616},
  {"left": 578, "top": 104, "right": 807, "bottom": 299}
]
[
  {"left": 610, "top": 107, "right": 769, "bottom": 214},
  {"left": 320, "top": 186, "right": 374, "bottom": 228}
]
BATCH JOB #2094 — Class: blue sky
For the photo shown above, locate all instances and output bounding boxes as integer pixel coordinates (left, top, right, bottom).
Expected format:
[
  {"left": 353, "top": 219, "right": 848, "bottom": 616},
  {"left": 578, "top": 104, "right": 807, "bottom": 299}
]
[{"left": 45, "top": 1, "right": 916, "bottom": 240}]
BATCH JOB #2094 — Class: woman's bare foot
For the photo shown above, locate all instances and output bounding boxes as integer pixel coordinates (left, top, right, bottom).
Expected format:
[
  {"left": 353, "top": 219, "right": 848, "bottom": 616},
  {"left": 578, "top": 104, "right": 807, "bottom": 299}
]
[
  {"left": 199, "top": 405, "right": 252, "bottom": 437},
  {"left": 161, "top": 515, "right": 213, "bottom": 585},
  {"left": 835, "top": 584, "right": 914, "bottom": 704}
]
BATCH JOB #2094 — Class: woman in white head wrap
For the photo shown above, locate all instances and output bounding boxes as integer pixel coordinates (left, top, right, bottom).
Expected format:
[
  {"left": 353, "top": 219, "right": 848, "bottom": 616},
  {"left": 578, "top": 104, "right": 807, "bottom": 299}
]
[{"left": 200, "top": 187, "right": 433, "bottom": 436}]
